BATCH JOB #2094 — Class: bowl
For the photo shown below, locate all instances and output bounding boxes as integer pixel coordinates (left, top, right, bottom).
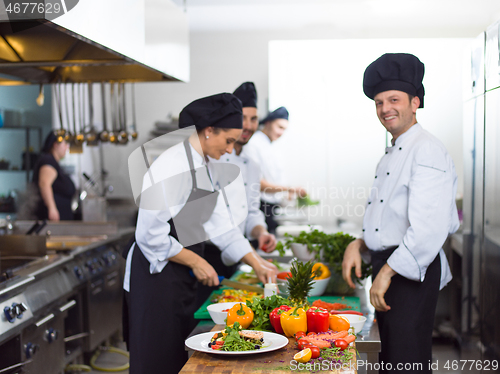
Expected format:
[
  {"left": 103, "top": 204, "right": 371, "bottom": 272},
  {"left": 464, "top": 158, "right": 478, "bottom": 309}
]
[
  {"left": 206, "top": 302, "right": 241, "bottom": 325},
  {"left": 337, "top": 314, "right": 367, "bottom": 334},
  {"left": 309, "top": 276, "right": 330, "bottom": 296},
  {"left": 276, "top": 276, "right": 330, "bottom": 297},
  {"left": 290, "top": 243, "right": 319, "bottom": 262}
]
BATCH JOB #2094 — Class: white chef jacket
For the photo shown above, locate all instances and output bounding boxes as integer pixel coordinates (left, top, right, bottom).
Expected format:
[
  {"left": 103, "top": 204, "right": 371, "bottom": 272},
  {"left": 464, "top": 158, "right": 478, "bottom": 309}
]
[
  {"left": 241, "top": 130, "right": 285, "bottom": 204},
  {"left": 363, "top": 123, "right": 459, "bottom": 290},
  {"left": 210, "top": 148, "right": 267, "bottom": 239},
  {"left": 123, "top": 141, "right": 252, "bottom": 292}
]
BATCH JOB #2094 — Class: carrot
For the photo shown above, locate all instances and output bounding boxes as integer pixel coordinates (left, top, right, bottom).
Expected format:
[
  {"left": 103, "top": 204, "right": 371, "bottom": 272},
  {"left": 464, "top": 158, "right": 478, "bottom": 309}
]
[
  {"left": 344, "top": 334, "right": 356, "bottom": 344},
  {"left": 300, "top": 337, "right": 331, "bottom": 349},
  {"left": 321, "top": 330, "right": 348, "bottom": 340},
  {"left": 312, "top": 299, "right": 349, "bottom": 311}
]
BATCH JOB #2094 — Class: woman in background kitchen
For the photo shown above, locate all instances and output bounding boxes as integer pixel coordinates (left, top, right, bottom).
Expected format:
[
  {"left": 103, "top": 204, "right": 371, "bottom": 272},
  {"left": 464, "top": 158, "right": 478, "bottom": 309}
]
[
  {"left": 242, "top": 106, "right": 307, "bottom": 235},
  {"left": 31, "top": 131, "right": 75, "bottom": 221},
  {"left": 123, "top": 93, "right": 277, "bottom": 374}
]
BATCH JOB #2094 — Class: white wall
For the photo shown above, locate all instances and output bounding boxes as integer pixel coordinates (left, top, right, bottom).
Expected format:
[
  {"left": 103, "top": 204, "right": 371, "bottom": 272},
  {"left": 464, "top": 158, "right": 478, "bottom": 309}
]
[
  {"left": 269, "top": 39, "right": 469, "bottom": 226},
  {"left": 70, "top": 29, "right": 473, "bottom": 220}
]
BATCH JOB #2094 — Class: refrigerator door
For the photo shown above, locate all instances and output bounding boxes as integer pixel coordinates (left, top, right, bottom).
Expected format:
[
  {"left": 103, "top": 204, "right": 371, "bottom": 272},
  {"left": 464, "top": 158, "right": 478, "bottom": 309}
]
[
  {"left": 483, "top": 89, "right": 500, "bottom": 363},
  {"left": 485, "top": 20, "right": 500, "bottom": 91},
  {"left": 464, "top": 32, "right": 485, "bottom": 100}
]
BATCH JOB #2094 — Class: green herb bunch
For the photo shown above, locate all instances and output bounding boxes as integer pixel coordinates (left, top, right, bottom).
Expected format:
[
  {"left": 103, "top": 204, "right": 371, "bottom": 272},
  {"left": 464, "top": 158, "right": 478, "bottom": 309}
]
[
  {"left": 245, "top": 295, "right": 290, "bottom": 331},
  {"left": 277, "top": 229, "right": 372, "bottom": 284}
]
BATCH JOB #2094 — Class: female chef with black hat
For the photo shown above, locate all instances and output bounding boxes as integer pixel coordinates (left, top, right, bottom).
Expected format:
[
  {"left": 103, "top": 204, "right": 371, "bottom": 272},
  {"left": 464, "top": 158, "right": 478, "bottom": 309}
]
[
  {"left": 342, "top": 53, "right": 459, "bottom": 373},
  {"left": 123, "top": 93, "right": 277, "bottom": 374}
]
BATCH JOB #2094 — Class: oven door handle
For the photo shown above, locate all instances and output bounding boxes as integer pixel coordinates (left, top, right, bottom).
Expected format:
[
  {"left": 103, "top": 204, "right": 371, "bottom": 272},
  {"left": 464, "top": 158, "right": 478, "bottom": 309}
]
[{"left": 59, "top": 299, "right": 77, "bottom": 313}]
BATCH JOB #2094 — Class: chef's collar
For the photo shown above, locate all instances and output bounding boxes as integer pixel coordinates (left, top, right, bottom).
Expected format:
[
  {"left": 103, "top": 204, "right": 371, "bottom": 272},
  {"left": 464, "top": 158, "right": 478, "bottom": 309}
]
[{"left": 389, "top": 123, "right": 421, "bottom": 147}]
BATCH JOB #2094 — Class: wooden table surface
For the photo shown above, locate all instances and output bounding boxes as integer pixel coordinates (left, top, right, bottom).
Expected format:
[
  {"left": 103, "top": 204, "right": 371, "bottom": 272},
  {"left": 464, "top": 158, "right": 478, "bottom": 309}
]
[{"left": 181, "top": 325, "right": 357, "bottom": 374}]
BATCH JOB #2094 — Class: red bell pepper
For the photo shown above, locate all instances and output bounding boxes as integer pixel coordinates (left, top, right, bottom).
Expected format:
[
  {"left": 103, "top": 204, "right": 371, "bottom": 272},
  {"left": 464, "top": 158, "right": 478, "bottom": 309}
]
[
  {"left": 306, "top": 306, "right": 330, "bottom": 333},
  {"left": 269, "top": 305, "right": 291, "bottom": 334}
]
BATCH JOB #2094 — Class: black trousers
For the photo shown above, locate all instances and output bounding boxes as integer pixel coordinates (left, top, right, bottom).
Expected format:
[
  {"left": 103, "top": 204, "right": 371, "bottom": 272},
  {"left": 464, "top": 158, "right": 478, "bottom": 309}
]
[{"left": 371, "top": 248, "right": 441, "bottom": 374}]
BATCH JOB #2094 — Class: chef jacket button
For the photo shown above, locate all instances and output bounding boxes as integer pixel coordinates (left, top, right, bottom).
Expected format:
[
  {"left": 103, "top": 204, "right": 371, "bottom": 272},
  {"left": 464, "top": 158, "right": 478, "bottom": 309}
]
[
  {"left": 380, "top": 199, "right": 383, "bottom": 203},
  {"left": 362, "top": 229, "right": 365, "bottom": 232},
  {"left": 375, "top": 228, "right": 379, "bottom": 231},
  {"left": 226, "top": 158, "right": 229, "bottom": 161},
  {"left": 399, "top": 147, "right": 402, "bottom": 150},
  {"left": 368, "top": 201, "right": 371, "bottom": 204},
  {"left": 387, "top": 172, "right": 390, "bottom": 175},
  {"left": 375, "top": 175, "right": 377, "bottom": 178},
  {"left": 385, "top": 151, "right": 388, "bottom": 154},
  {"left": 244, "top": 161, "right": 247, "bottom": 164},
  {"left": 244, "top": 183, "right": 247, "bottom": 186}
]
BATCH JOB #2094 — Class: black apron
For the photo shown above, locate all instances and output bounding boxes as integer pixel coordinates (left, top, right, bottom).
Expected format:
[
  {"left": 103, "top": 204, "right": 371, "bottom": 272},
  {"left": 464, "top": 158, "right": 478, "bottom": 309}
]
[
  {"left": 370, "top": 247, "right": 441, "bottom": 374},
  {"left": 126, "top": 140, "right": 219, "bottom": 374}
]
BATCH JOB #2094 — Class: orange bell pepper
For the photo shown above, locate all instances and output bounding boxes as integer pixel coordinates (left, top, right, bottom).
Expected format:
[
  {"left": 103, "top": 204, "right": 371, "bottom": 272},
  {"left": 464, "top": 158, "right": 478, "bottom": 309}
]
[{"left": 226, "top": 303, "right": 254, "bottom": 329}]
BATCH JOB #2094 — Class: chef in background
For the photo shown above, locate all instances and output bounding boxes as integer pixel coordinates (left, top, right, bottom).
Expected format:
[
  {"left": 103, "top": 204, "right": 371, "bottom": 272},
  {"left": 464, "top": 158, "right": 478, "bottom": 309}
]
[
  {"left": 242, "top": 106, "right": 307, "bottom": 234},
  {"left": 31, "top": 131, "right": 75, "bottom": 221},
  {"left": 197, "top": 82, "right": 278, "bottom": 307},
  {"left": 342, "top": 53, "right": 459, "bottom": 373},
  {"left": 123, "top": 93, "right": 277, "bottom": 374}
]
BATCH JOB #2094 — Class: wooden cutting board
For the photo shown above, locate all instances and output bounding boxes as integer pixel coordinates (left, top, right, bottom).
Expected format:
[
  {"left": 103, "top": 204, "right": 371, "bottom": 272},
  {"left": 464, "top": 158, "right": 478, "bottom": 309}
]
[{"left": 181, "top": 325, "right": 357, "bottom": 374}]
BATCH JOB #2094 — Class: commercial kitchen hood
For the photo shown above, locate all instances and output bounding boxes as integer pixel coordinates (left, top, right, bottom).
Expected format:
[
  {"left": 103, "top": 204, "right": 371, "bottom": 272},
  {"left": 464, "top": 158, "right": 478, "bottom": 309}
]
[{"left": 0, "top": 0, "right": 190, "bottom": 84}]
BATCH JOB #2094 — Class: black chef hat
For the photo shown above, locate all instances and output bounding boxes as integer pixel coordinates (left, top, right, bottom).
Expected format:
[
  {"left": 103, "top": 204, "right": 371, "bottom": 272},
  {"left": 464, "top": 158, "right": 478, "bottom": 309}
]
[
  {"left": 259, "top": 106, "right": 289, "bottom": 124},
  {"left": 363, "top": 53, "right": 425, "bottom": 108},
  {"left": 42, "top": 131, "right": 58, "bottom": 153},
  {"left": 233, "top": 82, "right": 257, "bottom": 108},
  {"left": 179, "top": 93, "right": 243, "bottom": 129}
]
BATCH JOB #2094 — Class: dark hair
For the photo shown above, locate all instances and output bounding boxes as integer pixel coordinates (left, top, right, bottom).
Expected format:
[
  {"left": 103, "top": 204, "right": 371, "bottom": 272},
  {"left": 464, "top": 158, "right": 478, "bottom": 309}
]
[
  {"left": 196, "top": 127, "right": 232, "bottom": 135},
  {"left": 408, "top": 94, "right": 415, "bottom": 103}
]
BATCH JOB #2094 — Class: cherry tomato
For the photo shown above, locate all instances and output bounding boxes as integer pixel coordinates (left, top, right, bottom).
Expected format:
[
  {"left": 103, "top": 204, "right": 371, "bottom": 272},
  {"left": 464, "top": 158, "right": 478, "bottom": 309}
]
[
  {"left": 297, "top": 339, "right": 311, "bottom": 350},
  {"left": 294, "top": 331, "right": 306, "bottom": 341},
  {"left": 334, "top": 338, "right": 348, "bottom": 351},
  {"left": 308, "top": 345, "right": 320, "bottom": 359},
  {"left": 307, "top": 332, "right": 316, "bottom": 336}
]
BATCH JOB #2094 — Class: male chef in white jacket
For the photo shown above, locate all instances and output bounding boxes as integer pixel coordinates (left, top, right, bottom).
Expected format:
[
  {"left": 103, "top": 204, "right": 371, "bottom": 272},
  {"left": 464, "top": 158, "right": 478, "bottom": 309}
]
[{"left": 342, "top": 53, "right": 459, "bottom": 373}]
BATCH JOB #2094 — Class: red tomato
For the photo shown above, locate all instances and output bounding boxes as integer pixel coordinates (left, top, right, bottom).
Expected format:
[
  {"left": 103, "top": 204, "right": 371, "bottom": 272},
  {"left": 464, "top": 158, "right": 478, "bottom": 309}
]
[
  {"left": 308, "top": 345, "right": 320, "bottom": 359},
  {"left": 297, "top": 339, "right": 311, "bottom": 350},
  {"left": 334, "top": 339, "right": 348, "bottom": 351},
  {"left": 294, "top": 331, "right": 306, "bottom": 341},
  {"left": 277, "top": 271, "right": 292, "bottom": 280},
  {"left": 307, "top": 332, "right": 316, "bottom": 336}
]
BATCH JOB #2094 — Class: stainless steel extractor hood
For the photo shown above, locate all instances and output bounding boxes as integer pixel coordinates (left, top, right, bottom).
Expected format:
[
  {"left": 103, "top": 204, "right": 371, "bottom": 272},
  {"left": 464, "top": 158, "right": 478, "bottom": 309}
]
[{"left": 0, "top": 0, "right": 189, "bottom": 84}]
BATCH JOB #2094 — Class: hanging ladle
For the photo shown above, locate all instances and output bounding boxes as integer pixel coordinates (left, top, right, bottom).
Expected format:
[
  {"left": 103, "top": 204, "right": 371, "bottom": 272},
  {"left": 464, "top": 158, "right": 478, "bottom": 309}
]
[{"left": 99, "top": 81, "right": 109, "bottom": 142}]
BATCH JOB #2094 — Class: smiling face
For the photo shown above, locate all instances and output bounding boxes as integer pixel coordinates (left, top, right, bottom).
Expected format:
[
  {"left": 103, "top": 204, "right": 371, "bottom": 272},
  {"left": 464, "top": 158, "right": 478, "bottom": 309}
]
[
  {"left": 236, "top": 107, "right": 259, "bottom": 146},
  {"left": 264, "top": 118, "right": 288, "bottom": 142},
  {"left": 374, "top": 90, "right": 419, "bottom": 141},
  {"left": 203, "top": 127, "right": 242, "bottom": 159}
]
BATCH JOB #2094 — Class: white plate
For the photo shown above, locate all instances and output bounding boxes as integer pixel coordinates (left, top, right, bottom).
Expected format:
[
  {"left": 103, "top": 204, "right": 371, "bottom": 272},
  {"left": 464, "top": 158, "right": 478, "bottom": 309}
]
[{"left": 185, "top": 330, "right": 289, "bottom": 355}]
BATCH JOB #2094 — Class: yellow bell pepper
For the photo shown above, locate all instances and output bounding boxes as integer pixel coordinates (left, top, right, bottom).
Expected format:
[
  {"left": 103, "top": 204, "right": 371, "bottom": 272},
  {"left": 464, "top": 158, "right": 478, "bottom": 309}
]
[
  {"left": 226, "top": 303, "right": 254, "bottom": 329},
  {"left": 280, "top": 306, "right": 307, "bottom": 337},
  {"left": 312, "top": 263, "right": 331, "bottom": 280}
]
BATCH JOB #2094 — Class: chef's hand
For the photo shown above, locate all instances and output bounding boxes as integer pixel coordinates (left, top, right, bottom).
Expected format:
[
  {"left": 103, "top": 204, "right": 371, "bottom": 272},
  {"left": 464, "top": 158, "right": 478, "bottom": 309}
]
[
  {"left": 169, "top": 249, "right": 220, "bottom": 287},
  {"left": 289, "top": 187, "right": 307, "bottom": 198},
  {"left": 48, "top": 207, "right": 60, "bottom": 221},
  {"left": 191, "top": 258, "right": 220, "bottom": 287},
  {"left": 370, "top": 263, "right": 396, "bottom": 312},
  {"left": 242, "top": 251, "right": 278, "bottom": 284},
  {"left": 258, "top": 232, "right": 276, "bottom": 253},
  {"left": 342, "top": 238, "right": 365, "bottom": 288}
]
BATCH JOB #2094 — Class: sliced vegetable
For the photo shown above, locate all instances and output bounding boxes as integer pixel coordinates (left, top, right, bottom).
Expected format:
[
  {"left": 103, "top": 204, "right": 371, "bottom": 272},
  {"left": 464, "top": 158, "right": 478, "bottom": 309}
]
[
  {"left": 306, "top": 306, "right": 330, "bottom": 333},
  {"left": 294, "top": 348, "right": 312, "bottom": 363}
]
